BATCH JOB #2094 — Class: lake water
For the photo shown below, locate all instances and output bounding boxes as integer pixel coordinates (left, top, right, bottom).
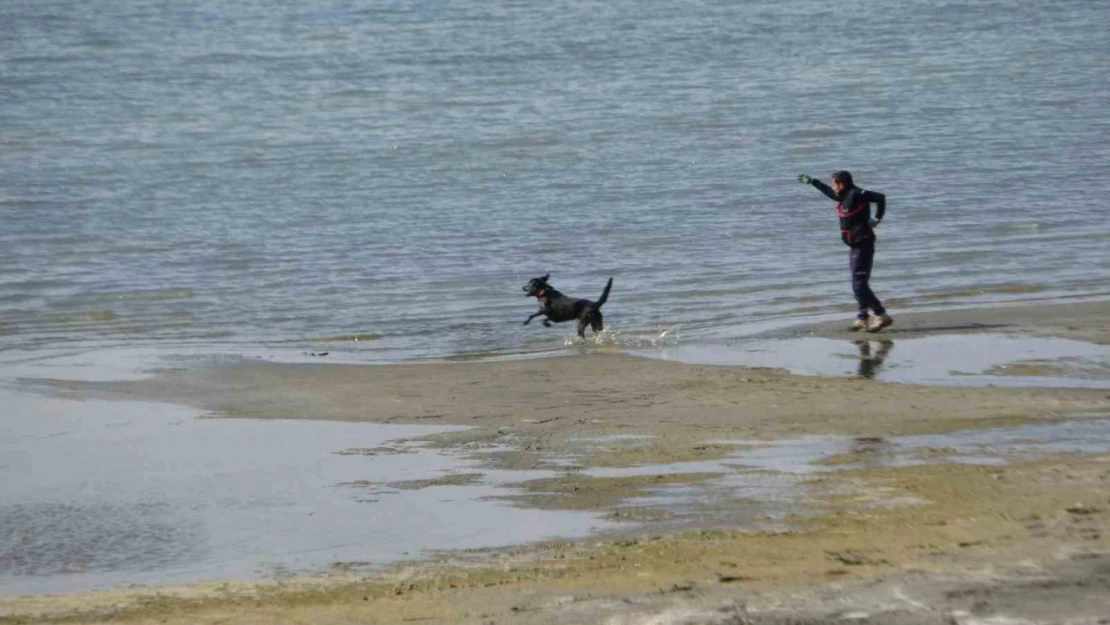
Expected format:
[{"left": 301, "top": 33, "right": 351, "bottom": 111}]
[{"left": 3, "top": 0, "right": 1109, "bottom": 362}]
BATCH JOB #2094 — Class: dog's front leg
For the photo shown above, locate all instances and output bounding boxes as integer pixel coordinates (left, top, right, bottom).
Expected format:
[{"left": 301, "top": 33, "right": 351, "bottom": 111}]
[{"left": 523, "top": 311, "right": 545, "bottom": 325}]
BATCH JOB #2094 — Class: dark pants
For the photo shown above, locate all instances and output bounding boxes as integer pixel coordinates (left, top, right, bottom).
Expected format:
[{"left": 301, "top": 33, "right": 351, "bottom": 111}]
[{"left": 849, "top": 244, "right": 885, "bottom": 319}]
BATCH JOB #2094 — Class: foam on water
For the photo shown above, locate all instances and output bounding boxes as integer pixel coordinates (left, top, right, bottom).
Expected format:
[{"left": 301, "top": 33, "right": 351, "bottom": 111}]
[{"left": 564, "top": 325, "right": 682, "bottom": 348}]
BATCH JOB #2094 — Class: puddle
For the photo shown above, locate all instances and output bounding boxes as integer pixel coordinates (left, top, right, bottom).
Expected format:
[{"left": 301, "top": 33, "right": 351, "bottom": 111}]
[
  {"left": 0, "top": 346, "right": 177, "bottom": 382},
  {"left": 583, "top": 419, "right": 1110, "bottom": 479},
  {"left": 722, "top": 418, "right": 1110, "bottom": 472},
  {"left": 901, "top": 418, "right": 1110, "bottom": 459},
  {"left": 4, "top": 341, "right": 1108, "bottom": 595},
  {"left": 634, "top": 334, "right": 1110, "bottom": 388},
  {"left": 0, "top": 343, "right": 428, "bottom": 384},
  {"left": 568, "top": 418, "right": 1110, "bottom": 530},
  {"left": 0, "top": 390, "right": 611, "bottom": 595},
  {"left": 3, "top": 400, "right": 1106, "bottom": 597},
  {"left": 568, "top": 434, "right": 657, "bottom": 444}
]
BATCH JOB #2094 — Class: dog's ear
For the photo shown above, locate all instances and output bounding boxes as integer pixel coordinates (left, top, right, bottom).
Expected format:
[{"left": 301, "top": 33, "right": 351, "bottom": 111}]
[{"left": 541, "top": 273, "right": 550, "bottom": 282}]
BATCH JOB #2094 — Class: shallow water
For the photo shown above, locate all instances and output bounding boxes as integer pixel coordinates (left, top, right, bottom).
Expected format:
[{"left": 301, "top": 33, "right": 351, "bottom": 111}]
[
  {"left": 3, "top": 0, "right": 1110, "bottom": 362},
  {"left": 638, "top": 333, "right": 1110, "bottom": 388},
  {"left": 3, "top": 362, "right": 1106, "bottom": 595},
  {"left": 0, "top": 391, "right": 610, "bottom": 595},
  {"left": 575, "top": 418, "right": 1110, "bottom": 528}
]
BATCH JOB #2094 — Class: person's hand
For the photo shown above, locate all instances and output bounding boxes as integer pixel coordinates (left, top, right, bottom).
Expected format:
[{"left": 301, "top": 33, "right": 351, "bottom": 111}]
[
  {"left": 797, "top": 174, "right": 812, "bottom": 184},
  {"left": 869, "top": 218, "right": 880, "bottom": 228}
]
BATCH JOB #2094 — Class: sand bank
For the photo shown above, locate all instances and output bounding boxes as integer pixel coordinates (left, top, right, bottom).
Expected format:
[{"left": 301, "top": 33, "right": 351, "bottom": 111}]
[{"left": 4, "top": 300, "right": 1110, "bottom": 624}]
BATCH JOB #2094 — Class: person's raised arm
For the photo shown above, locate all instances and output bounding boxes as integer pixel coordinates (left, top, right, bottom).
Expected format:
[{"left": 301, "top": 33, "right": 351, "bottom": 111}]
[{"left": 798, "top": 174, "right": 838, "bottom": 200}]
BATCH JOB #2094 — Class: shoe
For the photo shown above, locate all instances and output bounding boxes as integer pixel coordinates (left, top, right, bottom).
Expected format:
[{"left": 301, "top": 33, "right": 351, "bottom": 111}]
[
  {"left": 849, "top": 318, "right": 870, "bottom": 332},
  {"left": 867, "top": 314, "right": 893, "bottom": 333}
]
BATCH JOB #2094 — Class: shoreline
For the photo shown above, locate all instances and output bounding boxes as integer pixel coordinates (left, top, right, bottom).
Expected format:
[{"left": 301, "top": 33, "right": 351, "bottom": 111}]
[
  {"left": 3, "top": 299, "right": 1110, "bottom": 623},
  {"left": 773, "top": 298, "right": 1110, "bottom": 344},
  {"left": 391, "top": 296, "right": 1110, "bottom": 366}
]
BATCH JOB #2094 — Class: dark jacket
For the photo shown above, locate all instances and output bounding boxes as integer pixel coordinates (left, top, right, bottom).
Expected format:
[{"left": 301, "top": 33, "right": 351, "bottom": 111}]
[{"left": 810, "top": 179, "right": 886, "bottom": 247}]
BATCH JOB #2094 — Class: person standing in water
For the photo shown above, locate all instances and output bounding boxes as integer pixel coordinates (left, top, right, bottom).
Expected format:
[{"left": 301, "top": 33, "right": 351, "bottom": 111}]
[{"left": 798, "top": 170, "right": 893, "bottom": 332}]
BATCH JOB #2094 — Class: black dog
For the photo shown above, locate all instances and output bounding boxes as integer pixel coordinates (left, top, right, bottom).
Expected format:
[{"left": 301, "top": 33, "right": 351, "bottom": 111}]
[{"left": 523, "top": 274, "right": 613, "bottom": 339}]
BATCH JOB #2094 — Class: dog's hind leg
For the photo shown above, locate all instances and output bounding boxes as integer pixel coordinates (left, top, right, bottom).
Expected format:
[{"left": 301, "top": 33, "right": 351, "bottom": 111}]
[{"left": 576, "top": 318, "right": 588, "bottom": 339}]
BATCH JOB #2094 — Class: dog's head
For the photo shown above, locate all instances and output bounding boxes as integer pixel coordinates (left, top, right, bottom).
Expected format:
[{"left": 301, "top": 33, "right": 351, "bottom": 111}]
[{"left": 523, "top": 274, "right": 551, "bottom": 297}]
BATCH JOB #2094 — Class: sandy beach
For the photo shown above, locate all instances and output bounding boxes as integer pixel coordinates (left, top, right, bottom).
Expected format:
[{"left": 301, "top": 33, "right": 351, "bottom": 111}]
[{"left": 4, "top": 300, "right": 1110, "bottom": 624}]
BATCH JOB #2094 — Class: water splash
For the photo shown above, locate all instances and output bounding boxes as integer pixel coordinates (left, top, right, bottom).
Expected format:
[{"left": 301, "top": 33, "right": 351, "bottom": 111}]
[{"left": 564, "top": 325, "right": 681, "bottom": 348}]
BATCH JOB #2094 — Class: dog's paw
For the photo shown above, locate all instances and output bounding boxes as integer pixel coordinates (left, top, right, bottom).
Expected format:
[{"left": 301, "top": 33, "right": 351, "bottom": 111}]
[
  {"left": 542, "top": 320, "right": 552, "bottom": 327},
  {"left": 522, "top": 319, "right": 531, "bottom": 325}
]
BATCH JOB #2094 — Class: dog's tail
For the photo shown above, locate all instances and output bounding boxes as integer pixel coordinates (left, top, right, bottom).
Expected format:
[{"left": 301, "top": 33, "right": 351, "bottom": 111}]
[{"left": 593, "top": 278, "right": 613, "bottom": 310}]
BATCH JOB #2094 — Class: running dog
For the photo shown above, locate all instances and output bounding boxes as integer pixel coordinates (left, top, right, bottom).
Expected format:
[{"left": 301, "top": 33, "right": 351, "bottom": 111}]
[{"left": 522, "top": 274, "right": 613, "bottom": 339}]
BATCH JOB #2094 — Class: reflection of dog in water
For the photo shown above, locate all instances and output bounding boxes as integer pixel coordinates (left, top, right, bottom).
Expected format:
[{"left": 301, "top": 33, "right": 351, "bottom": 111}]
[{"left": 855, "top": 340, "right": 893, "bottom": 379}]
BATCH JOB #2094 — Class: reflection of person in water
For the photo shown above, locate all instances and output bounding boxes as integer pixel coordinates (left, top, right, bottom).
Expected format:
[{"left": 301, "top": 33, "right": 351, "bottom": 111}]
[{"left": 855, "top": 340, "right": 894, "bottom": 379}]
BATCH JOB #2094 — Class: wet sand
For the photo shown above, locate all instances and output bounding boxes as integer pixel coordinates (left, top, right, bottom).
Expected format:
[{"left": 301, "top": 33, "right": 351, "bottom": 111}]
[{"left": 4, "top": 300, "right": 1110, "bottom": 624}]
